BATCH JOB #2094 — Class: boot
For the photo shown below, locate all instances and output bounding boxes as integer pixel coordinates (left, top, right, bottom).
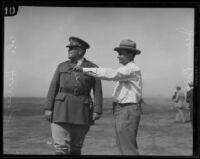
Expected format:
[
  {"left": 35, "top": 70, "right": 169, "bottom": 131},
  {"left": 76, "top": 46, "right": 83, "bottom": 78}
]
[{"left": 70, "top": 150, "right": 81, "bottom": 155}]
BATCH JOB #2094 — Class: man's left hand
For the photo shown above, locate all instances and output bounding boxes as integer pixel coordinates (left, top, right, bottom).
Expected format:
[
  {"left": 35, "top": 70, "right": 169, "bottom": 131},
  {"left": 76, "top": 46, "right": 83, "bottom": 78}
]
[
  {"left": 93, "top": 112, "right": 101, "bottom": 120},
  {"left": 73, "top": 65, "right": 83, "bottom": 72}
]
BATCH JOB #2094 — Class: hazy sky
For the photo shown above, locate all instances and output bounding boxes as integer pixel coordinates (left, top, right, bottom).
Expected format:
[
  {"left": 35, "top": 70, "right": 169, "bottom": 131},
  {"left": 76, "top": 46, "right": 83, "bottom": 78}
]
[{"left": 4, "top": 7, "right": 194, "bottom": 98}]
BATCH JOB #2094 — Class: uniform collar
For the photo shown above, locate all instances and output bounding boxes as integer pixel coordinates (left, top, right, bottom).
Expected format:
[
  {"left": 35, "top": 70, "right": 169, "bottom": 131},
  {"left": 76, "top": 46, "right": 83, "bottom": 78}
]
[{"left": 70, "top": 57, "right": 85, "bottom": 65}]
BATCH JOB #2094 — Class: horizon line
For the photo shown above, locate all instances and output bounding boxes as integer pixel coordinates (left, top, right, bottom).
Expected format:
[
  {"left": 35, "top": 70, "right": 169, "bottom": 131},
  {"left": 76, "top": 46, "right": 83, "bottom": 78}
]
[{"left": 3, "top": 96, "right": 171, "bottom": 99}]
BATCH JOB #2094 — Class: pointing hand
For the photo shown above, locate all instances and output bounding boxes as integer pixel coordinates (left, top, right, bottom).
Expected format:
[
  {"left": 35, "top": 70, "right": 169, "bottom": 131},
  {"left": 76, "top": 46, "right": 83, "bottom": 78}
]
[{"left": 44, "top": 110, "right": 53, "bottom": 122}]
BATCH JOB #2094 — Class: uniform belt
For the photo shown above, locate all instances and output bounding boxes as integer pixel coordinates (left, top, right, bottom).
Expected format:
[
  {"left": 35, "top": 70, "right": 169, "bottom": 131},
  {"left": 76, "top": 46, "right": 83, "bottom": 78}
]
[{"left": 59, "top": 88, "right": 90, "bottom": 96}]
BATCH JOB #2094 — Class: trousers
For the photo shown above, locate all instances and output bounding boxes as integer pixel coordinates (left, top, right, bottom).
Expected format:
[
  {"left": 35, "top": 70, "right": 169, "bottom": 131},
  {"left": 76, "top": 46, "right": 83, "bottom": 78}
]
[
  {"left": 51, "top": 123, "right": 89, "bottom": 155},
  {"left": 174, "top": 107, "right": 186, "bottom": 122},
  {"left": 113, "top": 104, "right": 141, "bottom": 155}
]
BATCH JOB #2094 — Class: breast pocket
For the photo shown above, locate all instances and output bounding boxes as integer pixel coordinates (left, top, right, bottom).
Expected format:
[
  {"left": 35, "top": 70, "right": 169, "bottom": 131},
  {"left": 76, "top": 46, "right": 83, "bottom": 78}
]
[{"left": 59, "top": 70, "right": 72, "bottom": 86}]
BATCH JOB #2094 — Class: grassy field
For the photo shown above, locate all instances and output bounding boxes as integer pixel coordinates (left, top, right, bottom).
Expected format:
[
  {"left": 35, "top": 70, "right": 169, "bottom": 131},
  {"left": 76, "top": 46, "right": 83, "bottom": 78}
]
[{"left": 3, "top": 97, "right": 192, "bottom": 156}]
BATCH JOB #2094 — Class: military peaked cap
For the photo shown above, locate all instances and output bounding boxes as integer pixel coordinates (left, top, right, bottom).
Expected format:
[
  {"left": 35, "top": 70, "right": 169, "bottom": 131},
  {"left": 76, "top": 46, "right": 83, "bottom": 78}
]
[{"left": 66, "top": 36, "right": 90, "bottom": 49}]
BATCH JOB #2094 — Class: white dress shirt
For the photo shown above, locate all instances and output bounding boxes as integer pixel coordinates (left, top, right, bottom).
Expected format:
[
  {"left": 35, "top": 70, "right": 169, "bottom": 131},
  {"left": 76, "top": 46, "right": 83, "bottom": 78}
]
[
  {"left": 77, "top": 57, "right": 84, "bottom": 66},
  {"left": 83, "top": 61, "right": 143, "bottom": 103}
]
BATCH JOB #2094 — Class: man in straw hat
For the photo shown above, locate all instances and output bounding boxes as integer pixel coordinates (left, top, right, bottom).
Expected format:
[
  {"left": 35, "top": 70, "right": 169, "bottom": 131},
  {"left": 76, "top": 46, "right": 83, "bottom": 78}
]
[
  {"left": 73, "top": 39, "right": 143, "bottom": 155},
  {"left": 44, "top": 36, "right": 103, "bottom": 155}
]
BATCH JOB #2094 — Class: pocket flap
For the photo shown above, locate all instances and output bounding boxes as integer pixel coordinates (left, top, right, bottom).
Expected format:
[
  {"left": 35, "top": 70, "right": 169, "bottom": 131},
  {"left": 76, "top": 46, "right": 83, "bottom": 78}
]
[
  {"left": 83, "top": 97, "right": 93, "bottom": 104},
  {"left": 55, "top": 92, "right": 67, "bottom": 101}
]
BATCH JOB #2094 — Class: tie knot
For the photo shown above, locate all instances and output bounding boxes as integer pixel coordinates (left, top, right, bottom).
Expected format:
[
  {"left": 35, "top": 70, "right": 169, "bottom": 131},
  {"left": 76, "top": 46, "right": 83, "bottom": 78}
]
[{"left": 71, "top": 60, "right": 77, "bottom": 64}]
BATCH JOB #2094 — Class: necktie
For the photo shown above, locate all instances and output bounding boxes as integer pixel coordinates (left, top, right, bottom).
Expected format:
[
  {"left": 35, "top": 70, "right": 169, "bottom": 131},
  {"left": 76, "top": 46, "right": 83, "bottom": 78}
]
[
  {"left": 71, "top": 60, "right": 77, "bottom": 64},
  {"left": 70, "top": 60, "right": 79, "bottom": 80}
]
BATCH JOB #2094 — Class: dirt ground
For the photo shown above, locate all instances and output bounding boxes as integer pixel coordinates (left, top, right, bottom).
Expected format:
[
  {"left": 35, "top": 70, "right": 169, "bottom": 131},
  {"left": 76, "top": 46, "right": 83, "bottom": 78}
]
[{"left": 3, "top": 97, "right": 193, "bottom": 156}]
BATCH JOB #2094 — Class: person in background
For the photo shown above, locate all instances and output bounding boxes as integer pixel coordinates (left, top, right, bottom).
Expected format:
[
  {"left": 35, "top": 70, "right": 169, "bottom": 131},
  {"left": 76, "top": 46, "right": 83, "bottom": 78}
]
[
  {"left": 73, "top": 39, "right": 143, "bottom": 155},
  {"left": 44, "top": 36, "right": 103, "bottom": 155},
  {"left": 186, "top": 81, "right": 193, "bottom": 128},
  {"left": 172, "top": 86, "right": 186, "bottom": 123}
]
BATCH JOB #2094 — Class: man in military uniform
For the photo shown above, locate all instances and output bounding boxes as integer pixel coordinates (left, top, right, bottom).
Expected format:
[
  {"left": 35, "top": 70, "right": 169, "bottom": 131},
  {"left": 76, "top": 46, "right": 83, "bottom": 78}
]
[
  {"left": 44, "top": 37, "right": 103, "bottom": 155},
  {"left": 186, "top": 81, "right": 193, "bottom": 128}
]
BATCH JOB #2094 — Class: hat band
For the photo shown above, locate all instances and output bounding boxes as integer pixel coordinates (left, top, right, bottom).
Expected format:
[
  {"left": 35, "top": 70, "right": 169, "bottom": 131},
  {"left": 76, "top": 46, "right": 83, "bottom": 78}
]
[{"left": 120, "top": 44, "right": 137, "bottom": 49}]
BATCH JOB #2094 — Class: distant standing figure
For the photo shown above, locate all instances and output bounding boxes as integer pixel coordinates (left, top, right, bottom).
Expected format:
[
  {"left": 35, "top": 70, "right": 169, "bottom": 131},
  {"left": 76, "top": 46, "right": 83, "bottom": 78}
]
[
  {"left": 172, "top": 86, "right": 186, "bottom": 123},
  {"left": 186, "top": 81, "right": 193, "bottom": 128}
]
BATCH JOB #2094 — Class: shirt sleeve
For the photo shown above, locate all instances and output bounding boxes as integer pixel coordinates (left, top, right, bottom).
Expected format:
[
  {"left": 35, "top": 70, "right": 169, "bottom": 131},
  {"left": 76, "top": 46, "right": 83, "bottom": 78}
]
[{"left": 83, "top": 66, "right": 136, "bottom": 81}]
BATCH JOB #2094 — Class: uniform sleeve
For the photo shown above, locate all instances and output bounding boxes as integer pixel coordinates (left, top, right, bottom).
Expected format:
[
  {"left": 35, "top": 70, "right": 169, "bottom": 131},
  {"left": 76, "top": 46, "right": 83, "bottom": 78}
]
[
  {"left": 92, "top": 78, "right": 103, "bottom": 114},
  {"left": 44, "top": 65, "right": 60, "bottom": 110},
  {"left": 83, "top": 66, "right": 135, "bottom": 81}
]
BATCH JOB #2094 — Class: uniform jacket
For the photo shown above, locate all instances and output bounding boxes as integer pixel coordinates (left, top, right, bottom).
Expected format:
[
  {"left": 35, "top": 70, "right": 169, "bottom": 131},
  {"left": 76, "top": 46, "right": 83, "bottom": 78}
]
[
  {"left": 186, "top": 88, "right": 193, "bottom": 108},
  {"left": 44, "top": 58, "right": 103, "bottom": 125}
]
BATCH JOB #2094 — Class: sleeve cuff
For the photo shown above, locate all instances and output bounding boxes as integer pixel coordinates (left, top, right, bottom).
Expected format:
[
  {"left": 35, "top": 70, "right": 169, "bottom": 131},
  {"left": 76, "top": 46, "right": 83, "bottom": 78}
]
[{"left": 83, "top": 68, "right": 97, "bottom": 73}]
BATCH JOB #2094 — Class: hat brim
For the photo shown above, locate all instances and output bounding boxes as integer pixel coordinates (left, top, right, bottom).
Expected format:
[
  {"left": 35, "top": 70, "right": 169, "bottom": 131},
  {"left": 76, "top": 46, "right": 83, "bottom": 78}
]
[
  {"left": 66, "top": 45, "right": 82, "bottom": 48},
  {"left": 69, "top": 36, "right": 90, "bottom": 49},
  {"left": 114, "top": 46, "right": 141, "bottom": 54}
]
